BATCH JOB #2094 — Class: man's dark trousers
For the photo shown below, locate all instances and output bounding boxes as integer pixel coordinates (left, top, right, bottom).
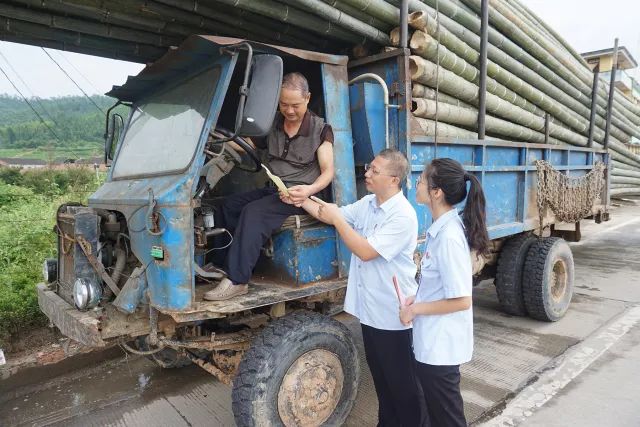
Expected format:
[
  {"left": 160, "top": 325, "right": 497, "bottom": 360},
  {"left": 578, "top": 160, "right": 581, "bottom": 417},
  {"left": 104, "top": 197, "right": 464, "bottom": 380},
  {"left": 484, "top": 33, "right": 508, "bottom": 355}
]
[
  {"left": 214, "top": 187, "right": 304, "bottom": 284},
  {"left": 361, "top": 324, "right": 424, "bottom": 427}
]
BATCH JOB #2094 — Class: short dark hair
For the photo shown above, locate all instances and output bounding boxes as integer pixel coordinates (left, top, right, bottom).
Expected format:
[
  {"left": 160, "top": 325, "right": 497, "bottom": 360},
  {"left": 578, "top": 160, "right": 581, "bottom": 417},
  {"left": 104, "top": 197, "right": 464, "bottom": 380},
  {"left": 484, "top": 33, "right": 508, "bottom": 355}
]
[
  {"left": 282, "top": 72, "right": 310, "bottom": 96},
  {"left": 378, "top": 149, "right": 409, "bottom": 183}
]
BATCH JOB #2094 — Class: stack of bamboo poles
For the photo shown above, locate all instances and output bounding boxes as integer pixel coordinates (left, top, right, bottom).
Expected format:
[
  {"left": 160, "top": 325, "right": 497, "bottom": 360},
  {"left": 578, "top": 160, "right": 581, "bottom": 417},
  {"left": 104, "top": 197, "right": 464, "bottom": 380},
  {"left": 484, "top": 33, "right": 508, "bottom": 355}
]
[
  {"left": 235, "top": 0, "right": 640, "bottom": 195},
  {"left": 383, "top": 0, "right": 640, "bottom": 196}
]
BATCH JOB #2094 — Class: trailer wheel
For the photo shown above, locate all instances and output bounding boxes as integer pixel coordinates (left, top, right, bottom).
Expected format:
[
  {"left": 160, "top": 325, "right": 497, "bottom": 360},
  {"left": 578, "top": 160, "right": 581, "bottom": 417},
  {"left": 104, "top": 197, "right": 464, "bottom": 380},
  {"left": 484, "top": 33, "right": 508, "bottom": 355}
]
[
  {"left": 495, "top": 234, "right": 537, "bottom": 316},
  {"left": 232, "top": 310, "right": 359, "bottom": 427},
  {"left": 522, "top": 237, "right": 574, "bottom": 322}
]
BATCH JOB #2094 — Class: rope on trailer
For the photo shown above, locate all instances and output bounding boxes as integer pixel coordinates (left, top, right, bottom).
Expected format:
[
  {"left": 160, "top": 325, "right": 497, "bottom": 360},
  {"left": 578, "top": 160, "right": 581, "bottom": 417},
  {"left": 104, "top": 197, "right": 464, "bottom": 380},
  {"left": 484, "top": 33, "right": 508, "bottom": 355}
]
[{"left": 535, "top": 160, "right": 606, "bottom": 234}]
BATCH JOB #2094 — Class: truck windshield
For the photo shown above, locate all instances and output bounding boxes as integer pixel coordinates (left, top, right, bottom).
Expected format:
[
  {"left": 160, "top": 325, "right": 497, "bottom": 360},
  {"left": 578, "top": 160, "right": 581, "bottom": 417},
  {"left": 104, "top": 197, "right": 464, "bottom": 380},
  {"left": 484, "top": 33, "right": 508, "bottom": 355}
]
[{"left": 112, "top": 66, "right": 221, "bottom": 179}]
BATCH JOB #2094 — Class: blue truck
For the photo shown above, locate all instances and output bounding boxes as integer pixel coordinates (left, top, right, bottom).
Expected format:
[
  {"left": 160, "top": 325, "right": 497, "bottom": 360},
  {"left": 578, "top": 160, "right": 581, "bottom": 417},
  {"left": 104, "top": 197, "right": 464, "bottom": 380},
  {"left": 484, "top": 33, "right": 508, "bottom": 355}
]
[{"left": 37, "top": 35, "right": 609, "bottom": 426}]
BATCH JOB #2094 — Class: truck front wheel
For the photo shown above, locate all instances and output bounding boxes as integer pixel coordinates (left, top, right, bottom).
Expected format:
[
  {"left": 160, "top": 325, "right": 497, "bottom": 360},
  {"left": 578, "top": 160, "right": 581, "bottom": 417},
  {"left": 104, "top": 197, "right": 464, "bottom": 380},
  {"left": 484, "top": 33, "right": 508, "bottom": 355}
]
[{"left": 232, "top": 310, "right": 360, "bottom": 427}]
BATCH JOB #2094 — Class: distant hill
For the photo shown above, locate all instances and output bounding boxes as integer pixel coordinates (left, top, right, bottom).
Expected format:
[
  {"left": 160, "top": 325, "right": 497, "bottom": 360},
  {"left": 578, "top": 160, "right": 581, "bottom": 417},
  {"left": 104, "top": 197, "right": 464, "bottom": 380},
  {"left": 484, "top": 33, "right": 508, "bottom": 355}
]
[
  {"left": 0, "top": 94, "right": 124, "bottom": 160},
  {"left": 0, "top": 94, "right": 115, "bottom": 146}
]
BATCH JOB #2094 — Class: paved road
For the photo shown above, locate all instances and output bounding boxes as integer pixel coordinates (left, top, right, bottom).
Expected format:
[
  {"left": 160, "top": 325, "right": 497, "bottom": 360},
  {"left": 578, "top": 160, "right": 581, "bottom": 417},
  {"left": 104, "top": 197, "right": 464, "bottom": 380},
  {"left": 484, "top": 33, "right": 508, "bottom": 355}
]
[{"left": 1, "top": 202, "right": 639, "bottom": 426}]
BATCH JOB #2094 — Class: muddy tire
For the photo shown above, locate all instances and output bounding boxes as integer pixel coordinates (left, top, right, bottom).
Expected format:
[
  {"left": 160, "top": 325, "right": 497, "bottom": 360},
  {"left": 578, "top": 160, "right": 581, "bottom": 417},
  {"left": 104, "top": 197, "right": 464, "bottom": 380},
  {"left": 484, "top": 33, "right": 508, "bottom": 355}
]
[
  {"left": 522, "top": 237, "right": 574, "bottom": 322},
  {"left": 135, "top": 335, "right": 192, "bottom": 369},
  {"left": 495, "top": 234, "right": 537, "bottom": 316},
  {"left": 232, "top": 310, "right": 359, "bottom": 427}
]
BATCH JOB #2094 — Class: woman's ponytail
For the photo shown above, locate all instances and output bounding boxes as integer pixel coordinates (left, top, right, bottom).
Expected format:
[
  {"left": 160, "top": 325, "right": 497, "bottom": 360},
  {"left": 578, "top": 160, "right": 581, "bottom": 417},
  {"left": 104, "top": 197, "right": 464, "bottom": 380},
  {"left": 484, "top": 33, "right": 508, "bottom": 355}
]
[
  {"left": 462, "top": 173, "right": 490, "bottom": 255},
  {"left": 424, "top": 159, "right": 490, "bottom": 255}
]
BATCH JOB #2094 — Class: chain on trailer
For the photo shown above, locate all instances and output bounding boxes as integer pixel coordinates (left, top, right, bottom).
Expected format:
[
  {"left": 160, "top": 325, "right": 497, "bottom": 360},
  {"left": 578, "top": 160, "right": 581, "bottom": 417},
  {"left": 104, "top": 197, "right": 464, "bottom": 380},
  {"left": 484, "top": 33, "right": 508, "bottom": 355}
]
[{"left": 535, "top": 160, "right": 606, "bottom": 233}]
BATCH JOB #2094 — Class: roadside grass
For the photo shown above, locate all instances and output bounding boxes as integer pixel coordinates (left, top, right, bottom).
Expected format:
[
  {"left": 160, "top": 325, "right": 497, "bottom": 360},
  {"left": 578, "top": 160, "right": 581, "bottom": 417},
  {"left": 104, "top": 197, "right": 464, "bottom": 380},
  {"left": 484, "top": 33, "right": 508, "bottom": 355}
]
[{"left": 0, "top": 167, "right": 101, "bottom": 349}]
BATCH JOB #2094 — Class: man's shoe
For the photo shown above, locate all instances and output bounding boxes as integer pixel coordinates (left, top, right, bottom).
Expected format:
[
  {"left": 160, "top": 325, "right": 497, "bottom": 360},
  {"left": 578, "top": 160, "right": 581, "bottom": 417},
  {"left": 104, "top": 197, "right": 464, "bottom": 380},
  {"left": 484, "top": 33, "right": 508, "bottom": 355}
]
[{"left": 203, "top": 278, "right": 248, "bottom": 301}]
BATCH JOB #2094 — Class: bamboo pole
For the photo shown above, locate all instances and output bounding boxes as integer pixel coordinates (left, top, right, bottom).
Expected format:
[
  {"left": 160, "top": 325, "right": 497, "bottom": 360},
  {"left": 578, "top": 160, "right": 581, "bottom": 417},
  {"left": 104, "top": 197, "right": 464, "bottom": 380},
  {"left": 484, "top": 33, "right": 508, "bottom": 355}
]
[
  {"left": 412, "top": 83, "right": 474, "bottom": 109},
  {"left": 413, "top": 118, "right": 480, "bottom": 138},
  {"left": 321, "top": 0, "right": 394, "bottom": 31},
  {"left": 279, "top": 0, "right": 390, "bottom": 43},
  {"left": 213, "top": 0, "right": 368, "bottom": 44},
  {"left": 505, "top": 0, "right": 590, "bottom": 69},
  {"left": 412, "top": 98, "right": 551, "bottom": 143},
  {"left": 341, "top": 0, "right": 400, "bottom": 24}
]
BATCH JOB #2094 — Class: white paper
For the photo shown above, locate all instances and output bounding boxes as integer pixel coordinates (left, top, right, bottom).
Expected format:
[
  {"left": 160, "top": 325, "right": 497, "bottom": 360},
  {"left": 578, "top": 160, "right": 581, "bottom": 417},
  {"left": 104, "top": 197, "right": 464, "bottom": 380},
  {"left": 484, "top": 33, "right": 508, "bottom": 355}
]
[
  {"left": 261, "top": 164, "right": 290, "bottom": 196},
  {"left": 0, "top": 349, "right": 6, "bottom": 366}
]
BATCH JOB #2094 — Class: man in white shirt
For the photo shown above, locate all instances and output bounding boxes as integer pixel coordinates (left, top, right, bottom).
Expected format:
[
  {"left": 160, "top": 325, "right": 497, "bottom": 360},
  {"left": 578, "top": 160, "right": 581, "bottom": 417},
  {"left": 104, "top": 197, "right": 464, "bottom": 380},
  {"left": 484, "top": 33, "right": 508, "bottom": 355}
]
[{"left": 289, "top": 149, "right": 422, "bottom": 427}]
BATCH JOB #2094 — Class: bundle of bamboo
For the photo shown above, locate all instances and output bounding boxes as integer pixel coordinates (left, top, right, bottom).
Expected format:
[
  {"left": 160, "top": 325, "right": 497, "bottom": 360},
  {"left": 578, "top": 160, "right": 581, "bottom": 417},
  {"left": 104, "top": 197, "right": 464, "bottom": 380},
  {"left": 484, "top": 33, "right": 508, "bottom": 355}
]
[{"left": 388, "top": 0, "right": 640, "bottom": 195}]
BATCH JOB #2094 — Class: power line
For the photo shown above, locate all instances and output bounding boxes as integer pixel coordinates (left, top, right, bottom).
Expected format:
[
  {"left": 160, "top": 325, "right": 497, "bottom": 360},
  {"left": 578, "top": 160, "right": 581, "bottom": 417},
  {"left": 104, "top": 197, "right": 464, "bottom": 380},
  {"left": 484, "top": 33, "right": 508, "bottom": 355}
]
[
  {"left": 56, "top": 50, "right": 101, "bottom": 95},
  {"left": 0, "top": 63, "right": 64, "bottom": 145},
  {"left": 0, "top": 48, "right": 58, "bottom": 125},
  {"left": 0, "top": 63, "right": 87, "bottom": 161},
  {"left": 41, "top": 48, "right": 106, "bottom": 116}
]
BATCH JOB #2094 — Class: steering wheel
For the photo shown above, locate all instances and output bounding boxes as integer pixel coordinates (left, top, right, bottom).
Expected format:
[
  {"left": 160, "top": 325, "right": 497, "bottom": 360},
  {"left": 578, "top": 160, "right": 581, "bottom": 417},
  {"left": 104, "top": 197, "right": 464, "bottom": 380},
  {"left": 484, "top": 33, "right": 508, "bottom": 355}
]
[{"left": 209, "top": 127, "right": 262, "bottom": 172}]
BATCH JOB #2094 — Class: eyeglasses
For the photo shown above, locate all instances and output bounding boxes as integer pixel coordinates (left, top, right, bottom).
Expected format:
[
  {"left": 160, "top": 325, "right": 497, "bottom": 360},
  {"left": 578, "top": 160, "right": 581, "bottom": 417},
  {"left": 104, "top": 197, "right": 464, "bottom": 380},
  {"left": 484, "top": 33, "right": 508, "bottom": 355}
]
[{"left": 364, "top": 163, "right": 396, "bottom": 177}]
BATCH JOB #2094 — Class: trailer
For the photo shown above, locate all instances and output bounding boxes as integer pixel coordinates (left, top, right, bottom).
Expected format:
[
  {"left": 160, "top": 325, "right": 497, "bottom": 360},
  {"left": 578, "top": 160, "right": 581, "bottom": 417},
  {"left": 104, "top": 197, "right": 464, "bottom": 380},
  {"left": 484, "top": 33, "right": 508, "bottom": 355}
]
[{"left": 37, "top": 34, "right": 609, "bottom": 426}]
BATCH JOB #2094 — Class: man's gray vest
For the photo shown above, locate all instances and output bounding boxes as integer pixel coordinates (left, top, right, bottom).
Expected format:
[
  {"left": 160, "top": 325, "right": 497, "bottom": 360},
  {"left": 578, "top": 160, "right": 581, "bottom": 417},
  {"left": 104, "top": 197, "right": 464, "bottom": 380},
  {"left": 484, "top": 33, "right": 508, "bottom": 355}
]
[{"left": 266, "top": 113, "right": 327, "bottom": 187}]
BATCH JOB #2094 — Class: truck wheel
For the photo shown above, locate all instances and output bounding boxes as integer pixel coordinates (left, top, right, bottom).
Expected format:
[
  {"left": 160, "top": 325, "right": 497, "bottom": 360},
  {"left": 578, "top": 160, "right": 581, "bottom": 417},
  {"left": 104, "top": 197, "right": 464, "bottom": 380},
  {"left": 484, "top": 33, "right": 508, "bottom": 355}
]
[
  {"left": 232, "top": 310, "right": 359, "bottom": 427},
  {"left": 495, "top": 234, "right": 536, "bottom": 316},
  {"left": 135, "top": 335, "right": 192, "bottom": 369},
  {"left": 522, "top": 237, "right": 574, "bottom": 322}
]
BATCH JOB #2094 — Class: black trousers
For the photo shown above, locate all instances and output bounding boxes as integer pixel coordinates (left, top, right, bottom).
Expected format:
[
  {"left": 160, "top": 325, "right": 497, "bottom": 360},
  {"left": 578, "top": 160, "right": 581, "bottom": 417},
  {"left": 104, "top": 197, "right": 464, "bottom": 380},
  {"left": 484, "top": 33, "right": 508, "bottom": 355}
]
[
  {"left": 214, "top": 187, "right": 304, "bottom": 284},
  {"left": 416, "top": 362, "right": 467, "bottom": 427},
  {"left": 361, "top": 324, "right": 424, "bottom": 427}
]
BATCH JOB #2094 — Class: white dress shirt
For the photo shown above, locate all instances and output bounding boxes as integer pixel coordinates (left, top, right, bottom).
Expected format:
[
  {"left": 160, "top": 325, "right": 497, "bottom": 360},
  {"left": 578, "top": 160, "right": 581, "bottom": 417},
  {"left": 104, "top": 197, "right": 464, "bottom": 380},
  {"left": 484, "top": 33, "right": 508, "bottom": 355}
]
[
  {"left": 340, "top": 191, "right": 418, "bottom": 330},
  {"left": 413, "top": 208, "right": 474, "bottom": 365}
]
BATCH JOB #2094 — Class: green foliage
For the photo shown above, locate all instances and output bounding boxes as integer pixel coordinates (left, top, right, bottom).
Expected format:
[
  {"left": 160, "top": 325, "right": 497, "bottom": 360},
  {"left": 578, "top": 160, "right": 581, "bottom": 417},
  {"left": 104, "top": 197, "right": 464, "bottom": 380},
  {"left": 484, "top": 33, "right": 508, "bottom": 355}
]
[
  {"left": 0, "top": 94, "right": 129, "bottom": 160},
  {"left": 0, "top": 167, "right": 23, "bottom": 185},
  {"left": 20, "top": 167, "right": 96, "bottom": 196},
  {"left": 0, "top": 169, "right": 100, "bottom": 347}
]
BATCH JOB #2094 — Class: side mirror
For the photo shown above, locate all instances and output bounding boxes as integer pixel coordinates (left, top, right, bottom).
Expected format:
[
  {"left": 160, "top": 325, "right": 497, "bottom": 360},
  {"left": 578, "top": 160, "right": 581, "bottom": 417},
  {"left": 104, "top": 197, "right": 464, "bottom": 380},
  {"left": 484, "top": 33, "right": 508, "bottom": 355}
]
[
  {"left": 237, "top": 54, "right": 283, "bottom": 137},
  {"left": 105, "top": 113, "right": 124, "bottom": 164}
]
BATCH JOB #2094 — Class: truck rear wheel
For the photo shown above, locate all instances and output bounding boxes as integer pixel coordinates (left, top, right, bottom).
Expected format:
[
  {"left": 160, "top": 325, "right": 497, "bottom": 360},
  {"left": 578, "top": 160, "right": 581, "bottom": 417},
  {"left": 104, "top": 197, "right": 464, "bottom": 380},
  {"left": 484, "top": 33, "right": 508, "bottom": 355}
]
[
  {"left": 522, "top": 237, "right": 574, "bottom": 322},
  {"left": 495, "top": 234, "right": 537, "bottom": 316},
  {"left": 232, "top": 310, "right": 359, "bottom": 427}
]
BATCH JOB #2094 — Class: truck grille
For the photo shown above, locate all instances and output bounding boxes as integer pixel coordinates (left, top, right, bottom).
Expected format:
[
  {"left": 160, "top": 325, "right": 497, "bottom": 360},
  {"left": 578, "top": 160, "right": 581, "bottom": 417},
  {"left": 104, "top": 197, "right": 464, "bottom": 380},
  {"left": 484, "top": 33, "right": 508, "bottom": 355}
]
[{"left": 56, "top": 206, "right": 100, "bottom": 306}]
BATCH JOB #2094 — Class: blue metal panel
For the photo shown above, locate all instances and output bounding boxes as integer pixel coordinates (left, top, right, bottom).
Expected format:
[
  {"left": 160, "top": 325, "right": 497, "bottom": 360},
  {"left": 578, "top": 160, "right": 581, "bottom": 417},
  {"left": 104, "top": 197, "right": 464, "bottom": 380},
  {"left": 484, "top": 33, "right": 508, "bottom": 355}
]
[
  {"left": 486, "top": 146, "right": 520, "bottom": 167},
  {"left": 349, "top": 82, "right": 385, "bottom": 165},
  {"left": 271, "top": 226, "right": 338, "bottom": 284},
  {"left": 409, "top": 137, "right": 610, "bottom": 242},
  {"left": 322, "top": 63, "right": 357, "bottom": 277},
  {"left": 483, "top": 172, "right": 520, "bottom": 226}
]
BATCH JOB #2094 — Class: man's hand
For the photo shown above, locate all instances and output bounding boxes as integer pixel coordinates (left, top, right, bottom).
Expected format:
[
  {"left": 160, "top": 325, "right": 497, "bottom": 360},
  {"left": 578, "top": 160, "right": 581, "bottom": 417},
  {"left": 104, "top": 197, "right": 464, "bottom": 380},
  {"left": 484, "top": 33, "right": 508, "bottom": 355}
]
[
  {"left": 399, "top": 303, "right": 416, "bottom": 326},
  {"left": 311, "top": 196, "right": 343, "bottom": 225},
  {"left": 279, "top": 191, "right": 295, "bottom": 205},
  {"left": 287, "top": 185, "right": 314, "bottom": 206}
]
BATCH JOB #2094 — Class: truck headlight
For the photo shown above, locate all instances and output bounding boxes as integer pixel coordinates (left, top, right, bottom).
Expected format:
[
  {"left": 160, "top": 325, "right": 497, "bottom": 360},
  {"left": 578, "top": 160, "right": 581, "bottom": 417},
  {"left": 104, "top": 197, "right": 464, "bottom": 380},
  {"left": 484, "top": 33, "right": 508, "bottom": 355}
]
[
  {"left": 42, "top": 259, "right": 57, "bottom": 283},
  {"left": 73, "top": 278, "right": 102, "bottom": 310}
]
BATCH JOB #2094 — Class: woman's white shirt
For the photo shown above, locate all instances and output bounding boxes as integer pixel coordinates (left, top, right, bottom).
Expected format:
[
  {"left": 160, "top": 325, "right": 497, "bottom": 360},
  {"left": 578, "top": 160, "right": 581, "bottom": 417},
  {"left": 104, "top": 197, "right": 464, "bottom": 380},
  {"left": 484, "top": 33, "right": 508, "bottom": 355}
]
[{"left": 413, "top": 208, "right": 473, "bottom": 365}]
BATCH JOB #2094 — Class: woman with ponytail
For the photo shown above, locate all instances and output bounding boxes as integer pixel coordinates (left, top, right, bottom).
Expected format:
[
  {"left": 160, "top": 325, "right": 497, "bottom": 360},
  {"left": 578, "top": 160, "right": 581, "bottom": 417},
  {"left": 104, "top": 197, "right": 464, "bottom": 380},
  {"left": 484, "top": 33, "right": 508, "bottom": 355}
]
[{"left": 399, "top": 158, "right": 489, "bottom": 427}]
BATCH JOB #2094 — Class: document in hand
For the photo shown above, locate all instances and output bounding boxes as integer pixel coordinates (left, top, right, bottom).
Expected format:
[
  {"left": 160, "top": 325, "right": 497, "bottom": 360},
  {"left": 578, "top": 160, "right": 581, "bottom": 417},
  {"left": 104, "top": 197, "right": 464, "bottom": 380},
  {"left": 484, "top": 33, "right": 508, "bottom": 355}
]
[
  {"left": 262, "top": 164, "right": 289, "bottom": 197},
  {"left": 392, "top": 275, "right": 405, "bottom": 306}
]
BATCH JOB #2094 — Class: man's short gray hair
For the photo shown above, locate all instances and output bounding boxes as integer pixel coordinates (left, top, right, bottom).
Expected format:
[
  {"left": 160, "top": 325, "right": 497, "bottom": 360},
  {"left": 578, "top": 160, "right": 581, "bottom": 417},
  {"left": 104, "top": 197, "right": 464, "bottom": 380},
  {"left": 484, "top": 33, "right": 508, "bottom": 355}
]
[
  {"left": 282, "top": 72, "right": 310, "bottom": 96},
  {"left": 378, "top": 149, "right": 409, "bottom": 183}
]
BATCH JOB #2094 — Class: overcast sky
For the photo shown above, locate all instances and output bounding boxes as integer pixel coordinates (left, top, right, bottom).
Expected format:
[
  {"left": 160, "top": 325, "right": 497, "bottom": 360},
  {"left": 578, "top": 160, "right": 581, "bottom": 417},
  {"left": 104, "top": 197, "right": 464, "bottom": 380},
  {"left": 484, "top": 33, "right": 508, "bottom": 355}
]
[{"left": 0, "top": 0, "right": 638, "bottom": 99}]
